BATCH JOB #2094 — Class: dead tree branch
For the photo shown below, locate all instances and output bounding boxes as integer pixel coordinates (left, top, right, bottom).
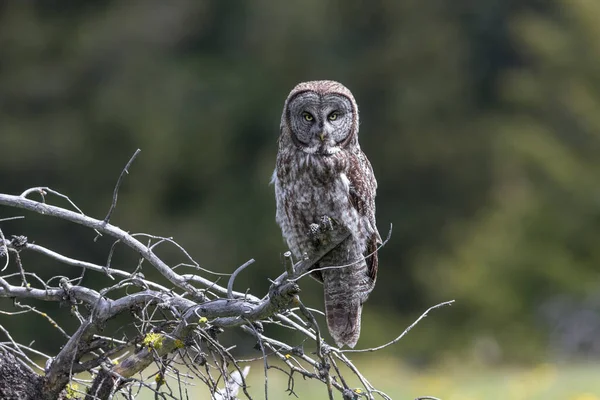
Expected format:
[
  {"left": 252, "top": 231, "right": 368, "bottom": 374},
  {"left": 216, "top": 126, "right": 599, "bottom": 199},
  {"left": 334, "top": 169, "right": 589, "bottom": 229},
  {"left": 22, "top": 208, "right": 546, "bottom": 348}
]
[{"left": 0, "top": 154, "right": 453, "bottom": 400}]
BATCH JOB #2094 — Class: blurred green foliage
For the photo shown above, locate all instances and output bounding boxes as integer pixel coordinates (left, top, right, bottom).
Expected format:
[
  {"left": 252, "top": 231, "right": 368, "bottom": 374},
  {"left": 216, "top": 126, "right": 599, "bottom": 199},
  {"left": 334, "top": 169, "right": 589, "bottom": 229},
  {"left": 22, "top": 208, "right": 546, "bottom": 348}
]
[{"left": 1, "top": 0, "right": 599, "bottom": 365}]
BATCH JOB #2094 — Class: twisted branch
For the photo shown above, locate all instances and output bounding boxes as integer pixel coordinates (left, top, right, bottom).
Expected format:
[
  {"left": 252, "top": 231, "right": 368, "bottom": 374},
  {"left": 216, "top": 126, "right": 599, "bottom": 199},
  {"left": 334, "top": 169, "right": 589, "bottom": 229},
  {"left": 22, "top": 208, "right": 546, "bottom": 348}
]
[{"left": 0, "top": 153, "right": 453, "bottom": 400}]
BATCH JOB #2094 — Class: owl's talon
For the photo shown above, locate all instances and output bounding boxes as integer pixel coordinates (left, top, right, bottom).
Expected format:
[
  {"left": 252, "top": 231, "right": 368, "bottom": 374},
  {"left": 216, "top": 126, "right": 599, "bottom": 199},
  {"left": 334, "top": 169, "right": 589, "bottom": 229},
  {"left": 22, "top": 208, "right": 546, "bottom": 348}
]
[
  {"left": 319, "top": 215, "right": 335, "bottom": 231},
  {"left": 308, "top": 223, "right": 321, "bottom": 238}
]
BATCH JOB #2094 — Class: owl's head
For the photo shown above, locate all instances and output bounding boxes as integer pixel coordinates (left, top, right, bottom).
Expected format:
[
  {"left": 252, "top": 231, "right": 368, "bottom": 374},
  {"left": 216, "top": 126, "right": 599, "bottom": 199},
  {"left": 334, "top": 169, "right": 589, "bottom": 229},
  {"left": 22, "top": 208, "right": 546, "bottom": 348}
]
[{"left": 282, "top": 80, "right": 359, "bottom": 155}]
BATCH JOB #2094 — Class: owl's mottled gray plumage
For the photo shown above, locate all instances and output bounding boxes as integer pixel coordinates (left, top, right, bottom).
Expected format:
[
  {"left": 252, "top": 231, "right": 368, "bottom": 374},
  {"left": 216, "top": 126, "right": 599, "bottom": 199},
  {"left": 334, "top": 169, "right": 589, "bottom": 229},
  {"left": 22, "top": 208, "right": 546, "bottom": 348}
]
[{"left": 272, "top": 80, "right": 381, "bottom": 348}]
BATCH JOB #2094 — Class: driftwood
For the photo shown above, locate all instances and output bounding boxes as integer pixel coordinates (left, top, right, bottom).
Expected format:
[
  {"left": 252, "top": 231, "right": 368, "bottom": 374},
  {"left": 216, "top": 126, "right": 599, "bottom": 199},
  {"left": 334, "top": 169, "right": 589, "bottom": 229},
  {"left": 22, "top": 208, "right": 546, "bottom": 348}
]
[{"left": 0, "top": 150, "right": 453, "bottom": 400}]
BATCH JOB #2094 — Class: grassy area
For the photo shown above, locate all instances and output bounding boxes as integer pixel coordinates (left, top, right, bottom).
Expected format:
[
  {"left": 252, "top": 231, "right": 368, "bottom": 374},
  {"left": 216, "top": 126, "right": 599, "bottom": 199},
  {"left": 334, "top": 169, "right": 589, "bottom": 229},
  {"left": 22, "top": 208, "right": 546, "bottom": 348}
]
[{"left": 133, "top": 359, "right": 600, "bottom": 399}]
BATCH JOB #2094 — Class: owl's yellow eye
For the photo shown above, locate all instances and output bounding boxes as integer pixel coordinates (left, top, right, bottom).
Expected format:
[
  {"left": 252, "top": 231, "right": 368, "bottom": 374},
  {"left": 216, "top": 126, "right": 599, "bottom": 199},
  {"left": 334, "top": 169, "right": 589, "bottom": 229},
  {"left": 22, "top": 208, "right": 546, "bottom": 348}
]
[
  {"left": 328, "top": 112, "right": 338, "bottom": 121},
  {"left": 303, "top": 112, "right": 314, "bottom": 122}
]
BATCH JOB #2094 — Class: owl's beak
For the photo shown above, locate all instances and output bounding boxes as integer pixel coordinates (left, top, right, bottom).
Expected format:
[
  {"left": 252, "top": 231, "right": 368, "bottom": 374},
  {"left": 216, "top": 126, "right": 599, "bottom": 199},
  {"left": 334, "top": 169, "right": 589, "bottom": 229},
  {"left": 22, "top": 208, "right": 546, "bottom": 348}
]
[{"left": 319, "top": 132, "right": 325, "bottom": 142}]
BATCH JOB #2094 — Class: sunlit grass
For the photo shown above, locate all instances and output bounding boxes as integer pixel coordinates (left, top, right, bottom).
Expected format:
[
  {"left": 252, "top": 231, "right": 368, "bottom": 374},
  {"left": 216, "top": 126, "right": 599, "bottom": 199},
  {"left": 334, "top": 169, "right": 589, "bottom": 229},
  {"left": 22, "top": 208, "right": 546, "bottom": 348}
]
[{"left": 131, "top": 359, "right": 600, "bottom": 399}]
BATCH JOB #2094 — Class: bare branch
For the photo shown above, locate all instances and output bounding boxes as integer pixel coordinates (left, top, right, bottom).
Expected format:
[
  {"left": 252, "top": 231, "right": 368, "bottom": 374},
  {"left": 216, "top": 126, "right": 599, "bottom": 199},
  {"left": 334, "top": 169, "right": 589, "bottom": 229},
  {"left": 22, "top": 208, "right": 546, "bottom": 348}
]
[
  {"left": 291, "top": 223, "right": 393, "bottom": 282},
  {"left": 0, "top": 175, "right": 450, "bottom": 400},
  {"left": 0, "top": 216, "right": 24, "bottom": 222},
  {"left": 0, "top": 193, "right": 202, "bottom": 298},
  {"left": 343, "top": 300, "right": 455, "bottom": 353},
  {"left": 227, "top": 259, "right": 255, "bottom": 299},
  {"left": 103, "top": 148, "right": 141, "bottom": 225},
  {"left": 214, "top": 366, "right": 251, "bottom": 400},
  {"left": 0, "top": 228, "right": 9, "bottom": 272}
]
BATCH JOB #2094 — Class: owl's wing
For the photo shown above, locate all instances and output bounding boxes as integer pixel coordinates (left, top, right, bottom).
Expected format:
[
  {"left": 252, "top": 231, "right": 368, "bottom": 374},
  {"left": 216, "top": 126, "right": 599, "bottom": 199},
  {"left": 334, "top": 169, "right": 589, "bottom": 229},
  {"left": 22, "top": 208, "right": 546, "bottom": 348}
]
[{"left": 347, "top": 151, "right": 381, "bottom": 282}]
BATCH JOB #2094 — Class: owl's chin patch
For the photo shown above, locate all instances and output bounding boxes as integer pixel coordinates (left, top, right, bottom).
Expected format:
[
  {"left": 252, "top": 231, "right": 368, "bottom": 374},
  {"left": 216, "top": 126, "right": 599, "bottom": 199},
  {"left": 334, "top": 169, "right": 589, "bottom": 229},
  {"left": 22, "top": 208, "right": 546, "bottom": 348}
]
[
  {"left": 300, "top": 145, "right": 341, "bottom": 156},
  {"left": 300, "top": 145, "right": 319, "bottom": 154},
  {"left": 323, "top": 146, "right": 341, "bottom": 155}
]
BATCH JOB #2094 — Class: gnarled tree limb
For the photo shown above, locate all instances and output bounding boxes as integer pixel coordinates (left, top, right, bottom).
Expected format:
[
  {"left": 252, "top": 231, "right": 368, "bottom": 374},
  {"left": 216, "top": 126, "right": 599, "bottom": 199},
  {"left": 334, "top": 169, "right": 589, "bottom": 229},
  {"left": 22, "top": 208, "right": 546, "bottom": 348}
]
[{"left": 0, "top": 159, "right": 453, "bottom": 400}]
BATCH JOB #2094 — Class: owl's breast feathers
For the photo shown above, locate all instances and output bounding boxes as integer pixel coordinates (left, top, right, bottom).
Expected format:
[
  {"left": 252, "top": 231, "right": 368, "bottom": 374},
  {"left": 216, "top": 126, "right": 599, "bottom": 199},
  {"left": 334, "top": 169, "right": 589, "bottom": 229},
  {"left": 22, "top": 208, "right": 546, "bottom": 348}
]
[{"left": 275, "top": 148, "right": 380, "bottom": 283}]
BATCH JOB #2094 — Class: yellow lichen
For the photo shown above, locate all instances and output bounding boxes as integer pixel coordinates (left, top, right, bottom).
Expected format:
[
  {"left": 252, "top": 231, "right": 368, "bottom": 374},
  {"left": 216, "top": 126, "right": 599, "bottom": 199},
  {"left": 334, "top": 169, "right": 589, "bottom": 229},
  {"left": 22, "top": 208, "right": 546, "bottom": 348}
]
[
  {"left": 65, "top": 383, "right": 79, "bottom": 399},
  {"left": 142, "top": 332, "right": 164, "bottom": 349}
]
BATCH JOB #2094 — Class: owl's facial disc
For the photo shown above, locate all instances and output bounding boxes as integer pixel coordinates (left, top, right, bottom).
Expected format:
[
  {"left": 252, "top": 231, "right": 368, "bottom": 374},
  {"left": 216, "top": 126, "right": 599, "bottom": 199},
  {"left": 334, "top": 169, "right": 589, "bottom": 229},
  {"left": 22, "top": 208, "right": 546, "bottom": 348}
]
[{"left": 287, "top": 92, "right": 354, "bottom": 155}]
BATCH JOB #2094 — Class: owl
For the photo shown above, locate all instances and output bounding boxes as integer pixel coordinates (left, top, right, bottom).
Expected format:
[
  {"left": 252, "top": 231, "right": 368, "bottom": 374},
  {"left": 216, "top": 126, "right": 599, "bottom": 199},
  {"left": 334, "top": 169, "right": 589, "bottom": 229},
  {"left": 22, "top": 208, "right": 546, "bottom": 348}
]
[{"left": 272, "top": 80, "right": 381, "bottom": 348}]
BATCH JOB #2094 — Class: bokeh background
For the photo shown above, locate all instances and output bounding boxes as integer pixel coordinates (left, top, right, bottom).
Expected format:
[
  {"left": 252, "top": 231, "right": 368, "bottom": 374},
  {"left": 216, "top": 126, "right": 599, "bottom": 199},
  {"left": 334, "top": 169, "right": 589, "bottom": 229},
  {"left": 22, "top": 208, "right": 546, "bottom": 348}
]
[{"left": 1, "top": 0, "right": 600, "bottom": 398}]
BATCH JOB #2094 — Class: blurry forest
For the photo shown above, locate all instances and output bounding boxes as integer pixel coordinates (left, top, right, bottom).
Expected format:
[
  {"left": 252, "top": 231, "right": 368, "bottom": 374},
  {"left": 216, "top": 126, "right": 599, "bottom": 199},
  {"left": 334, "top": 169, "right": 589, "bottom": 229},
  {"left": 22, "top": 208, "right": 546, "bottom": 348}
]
[{"left": 1, "top": 0, "right": 600, "bottom": 367}]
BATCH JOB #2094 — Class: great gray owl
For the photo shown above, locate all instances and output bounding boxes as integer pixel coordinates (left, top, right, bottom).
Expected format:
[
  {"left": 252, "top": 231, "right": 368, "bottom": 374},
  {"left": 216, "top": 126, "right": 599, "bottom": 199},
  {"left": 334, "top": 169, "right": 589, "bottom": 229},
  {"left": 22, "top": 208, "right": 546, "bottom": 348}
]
[{"left": 272, "top": 80, "right": 381, "bottom": 348}]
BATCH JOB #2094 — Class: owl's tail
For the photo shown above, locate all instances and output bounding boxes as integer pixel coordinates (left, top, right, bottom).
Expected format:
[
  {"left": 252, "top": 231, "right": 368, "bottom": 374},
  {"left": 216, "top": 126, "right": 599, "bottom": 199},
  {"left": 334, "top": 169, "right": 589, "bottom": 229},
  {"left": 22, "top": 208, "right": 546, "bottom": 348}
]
[{"left": 324, "top": 290, "right": 363, "bottom": 348}]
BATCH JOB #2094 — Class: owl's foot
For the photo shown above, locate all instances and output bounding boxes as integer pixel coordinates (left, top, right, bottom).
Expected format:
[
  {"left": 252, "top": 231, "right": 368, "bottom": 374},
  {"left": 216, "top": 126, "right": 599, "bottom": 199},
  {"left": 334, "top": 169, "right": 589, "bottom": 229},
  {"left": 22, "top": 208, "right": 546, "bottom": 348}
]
[
  {"left": 308, "top": 223, "right": 321, "bottom": 238},
  {"left": 308, "top": 215, "right": 337, "bottom": 245},
  {"left": 319, "top": 215, "right": 335, "bottom": 231}
]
